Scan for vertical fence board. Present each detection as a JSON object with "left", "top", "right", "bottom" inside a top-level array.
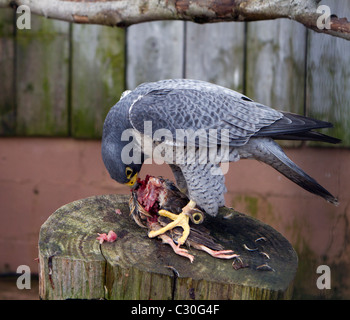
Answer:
[
  {"left": 16, "top": 15, "right": 70, "bottom": 136},
  {"left": 306, "top": 1, "right": 350, "bottom": 147},
  {"left": 0, "top": 8, "right": 15, "bottom": 135},
  {"left": 185, "top": 22, "right": 245, "bottom": 91},
  {"left": 246, "top": 19, "right": 306, "bottom": 114},
  {"left": 71, "top": 24, "right": 125, "bottom": 139},
  {"left": 126, "top": 21, "right": 184, "bottom": 89}
]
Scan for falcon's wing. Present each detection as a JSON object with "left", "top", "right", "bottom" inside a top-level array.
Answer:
[{"left": 128, "top": 87, "right": 283, "bottom": 147}]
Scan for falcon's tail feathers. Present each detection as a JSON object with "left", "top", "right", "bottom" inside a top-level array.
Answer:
[
  {"left": 272, "top": 131, "right": 341, "bottom": 144},
  {"left": 256, "top": 112, "right": 341, "bottom": 144},
  {"left": 260, "top": 139, "right": 339, "bottom": 206}
]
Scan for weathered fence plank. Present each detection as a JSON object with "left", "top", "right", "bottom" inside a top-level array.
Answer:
[
  {"left": 306, "top": 1, "right": 350, "bottom": 147},
  {"left": 246, "top": 19, "right": 306, "bottom": 114},
  {"left": 245, "top": 19, "right": 307, "bottom": 147},
  {"left": 0, "top": 8, "right": 15, "bottom": 135},
  {"left": 16, "top": 15, "right": 70, "bottom": 136},
  {"left": 0, "top": 7, "right": 348, "bottom": 144},
  {"left": 185, "top": 21, "right": 245, "bottom": 92},
  {"left": 71, "top": 24, "right": 125, "bottom": 138},
  {"left": 126, "top": 21, "right": 184, "bottom": 89}
]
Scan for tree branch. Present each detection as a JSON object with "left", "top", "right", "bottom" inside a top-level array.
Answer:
[{"left": 1, "top": 0, "right": 349, "bottom": 40}]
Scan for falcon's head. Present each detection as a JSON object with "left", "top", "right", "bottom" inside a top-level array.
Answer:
[{"left": 101, "top": 105, "right": 144, "bottom": 187}]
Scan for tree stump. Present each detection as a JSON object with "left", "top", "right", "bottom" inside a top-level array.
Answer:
[{"left": 38, "top": 194, "right": 298, "bottom": 300}]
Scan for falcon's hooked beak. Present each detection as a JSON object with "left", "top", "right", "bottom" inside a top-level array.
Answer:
[{"left": 125, "top": 173, "right": 138, "bottom": 187}]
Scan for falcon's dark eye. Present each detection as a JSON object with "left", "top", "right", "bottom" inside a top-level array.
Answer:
[{"left": 125, "top": 167, "right": 133, "bottom": 179}]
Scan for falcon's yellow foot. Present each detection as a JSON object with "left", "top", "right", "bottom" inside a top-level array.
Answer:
[{"left": 148, "top": 200, "right": 199, "bottom": 245}]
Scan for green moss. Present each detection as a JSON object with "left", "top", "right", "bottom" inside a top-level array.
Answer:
[
  {"left": 98, "top": 29, "right": 125, "bottom": 111},
  {"left": 231, "top": 194, "right": 274, "bottom": 222},
  {"left": 71, "top": 25, "right": 125, "bottom": 139},
  {"left": 72, "top": 108, "right": 96, "bottom": 139},
  {"left": 15, "top": 14, "right": 70, "bottom": 136},
  {"left": 244, "top": 196, "right": 259, "bottom": 217},
  {"left": 0, "top": 9, "right": 14, "bottom": 37},
  {"left": 24, "top": 83, "right": 34, "bottom": 93}
]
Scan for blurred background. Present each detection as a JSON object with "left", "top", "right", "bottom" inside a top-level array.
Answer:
[{"left": 0, "top": 1, "right": 349, "bottom": 299}]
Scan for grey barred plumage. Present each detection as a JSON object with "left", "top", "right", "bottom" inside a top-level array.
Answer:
[{"left": 102, "top": 79, "right": 340, "bottom": 218}]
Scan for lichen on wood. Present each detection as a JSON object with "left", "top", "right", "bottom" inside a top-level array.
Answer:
[{"left": 39, "top": 194, "right": 298, "bottom": 300}]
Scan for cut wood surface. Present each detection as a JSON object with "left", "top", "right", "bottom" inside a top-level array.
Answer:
[{"left": 39, "top": 194, "right": 298, "bottom": 300}]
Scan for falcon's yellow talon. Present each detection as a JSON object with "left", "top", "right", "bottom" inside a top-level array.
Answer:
[
  {"left": 158, "top": 209, "right": 180, "bottom": 221},
  {"left": 148, "top": 212, "right": 190, "bottom": 245},
  {"left": 176, "top": 221, "right": 190, "bottom": 245},
  {"left": 148, "top": 201, "right": 197, "bottom": 245}
]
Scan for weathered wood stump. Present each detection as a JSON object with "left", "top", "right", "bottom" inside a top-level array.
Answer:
[{"left": 38, "top": 194, "right": 298, "bottom": 300}]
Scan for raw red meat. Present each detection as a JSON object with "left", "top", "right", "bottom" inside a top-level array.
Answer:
[{"left": 135, "top": 175, "right": 163, "bottom": 214}]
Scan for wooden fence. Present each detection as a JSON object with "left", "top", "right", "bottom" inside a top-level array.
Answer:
[{"left": 0, "top": 1, "right": 349, "bottom": 144}]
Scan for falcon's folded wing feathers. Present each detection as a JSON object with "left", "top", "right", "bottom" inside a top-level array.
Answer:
[{"left": 128, "top": 84, "right": 283, "bottom": 148}]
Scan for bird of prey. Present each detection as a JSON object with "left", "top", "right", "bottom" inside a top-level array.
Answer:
[
  {"left": 102, "top": 79, "right": 340, "bottom": 246},
  {"left": 129, "top": 175, "right": 239, "bottom": 262}
]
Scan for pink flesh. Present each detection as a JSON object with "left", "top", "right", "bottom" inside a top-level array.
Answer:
[
  {"left": 96, "top": 230, "right": 117, "bottom": 244},
  {"left": 135, "top": 175, "right": 163, "bottom": 214}
]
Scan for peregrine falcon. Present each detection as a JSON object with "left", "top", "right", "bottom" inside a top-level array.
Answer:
[{"left": 102, "top": 79, "right": 340, "bottom": 245}]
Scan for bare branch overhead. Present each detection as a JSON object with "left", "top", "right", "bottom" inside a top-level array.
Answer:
[{"left": 1, "top": 0, "right": 349, "bottom": 40}]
